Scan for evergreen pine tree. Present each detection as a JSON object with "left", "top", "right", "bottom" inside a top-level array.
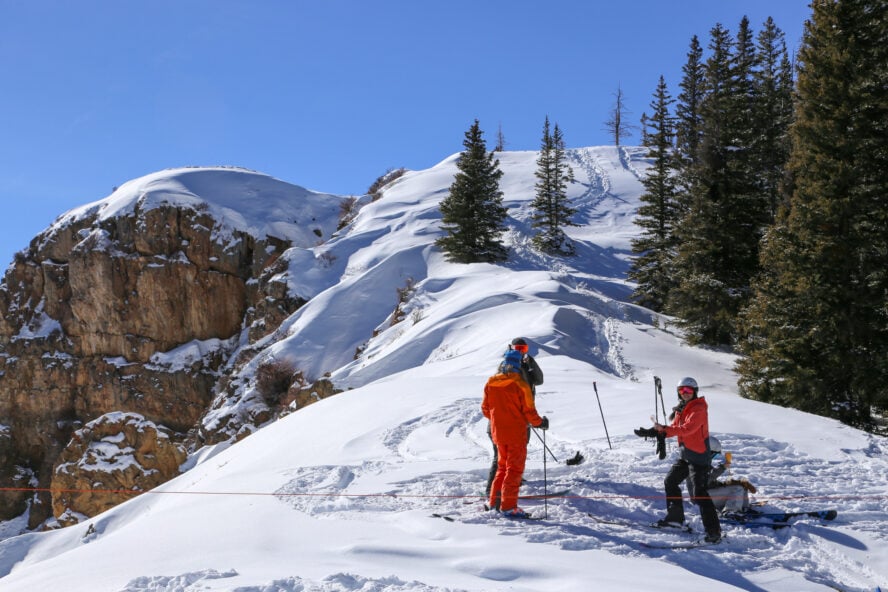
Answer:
[
  {"left": 737, "top": 0, "right": 888, "bottom": 430},
  {"left": 667, "top": 23, "right": 744, "bottom": 345},
  {"left": 531, "top": 116, "right": 577, "bottom": 254},
  {"left": 436, "top": 119, "right": 508, "bottom": 263},
  {"left": 629, "top": 76, "right": 680, "bottom": 312},
  {"left": 667, "top": 20, "right": 777, "bottom": 346},
  {"left": 674, "top": 35, "right": 705, "bottom": 195},
  {"left": 752, "top": 17, "right": 795, "bottom": 217}
]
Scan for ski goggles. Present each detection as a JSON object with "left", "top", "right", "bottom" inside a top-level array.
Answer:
[
  {"left": 678, "top": 386, "right": 696, "bottom": 396},
  {"left": 512, "top": 343, "right": 528, "bottom": 353}
]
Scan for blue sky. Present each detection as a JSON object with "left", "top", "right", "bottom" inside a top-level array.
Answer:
[{"left": 0, "top": 1, "right": 810, "bottom": 268}]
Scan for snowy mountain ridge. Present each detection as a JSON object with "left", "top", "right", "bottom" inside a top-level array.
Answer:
[{"left": 0, "top": 146, "right": 886, "bottom": 591}]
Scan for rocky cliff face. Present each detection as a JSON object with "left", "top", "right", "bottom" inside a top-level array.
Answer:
[{"left": 0, "top": 167, "right": 348, "bottom": 528}]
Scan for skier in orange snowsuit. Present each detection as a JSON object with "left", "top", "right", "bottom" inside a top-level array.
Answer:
[{"left": 481, "top": 349, "right": 548, "bottom": 516}]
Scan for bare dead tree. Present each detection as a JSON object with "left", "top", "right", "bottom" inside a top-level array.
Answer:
[
  {"left": 494, "top": 122, "right": 507, "bottom": 152},
  {"left": 603, "top": 83, "right": 637, "bottom": 146}
]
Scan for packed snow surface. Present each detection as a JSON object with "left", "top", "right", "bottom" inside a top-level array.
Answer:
[{"left": 0, "top": 147, "right": 885, "bottom": 591}]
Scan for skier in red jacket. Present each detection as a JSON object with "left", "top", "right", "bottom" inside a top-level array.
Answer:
[
  {"left": 481, "top": 349, "right": 548, "bottom": 517},
  {"left": 653, "top": 376, "right": 722, "bottom": 543}
]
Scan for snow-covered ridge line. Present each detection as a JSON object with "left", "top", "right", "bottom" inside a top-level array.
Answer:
[{"left": 49, "top": 166, "right": 345, "bottom": 248}]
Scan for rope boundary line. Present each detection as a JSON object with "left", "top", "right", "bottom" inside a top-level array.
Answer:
[{"left": 1, "top": 487, "right": 881, "bottom": 503}]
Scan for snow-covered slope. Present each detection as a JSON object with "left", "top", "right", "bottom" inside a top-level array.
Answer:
[
  {"left": 0, "top": 147, "right": 886, "bottom": 592},
  {"left": 54, "top": 166, "right": 346, "bottom": 249}
]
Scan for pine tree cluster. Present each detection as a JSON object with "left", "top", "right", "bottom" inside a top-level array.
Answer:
[
  {"left": 737, "top": 0, "right": 888, "bottom": 431},
  {"left": 437, "top": 117, "right": 577, "bottom": 263},
  {"left": 631, "top": 16, "right": 794, "bottom": 345},
  {"left": 531, "top": 116, "right": 577, "bottom": 255},
  {"left": 630, "top": 1, "right": 888, "bottom": 431}
]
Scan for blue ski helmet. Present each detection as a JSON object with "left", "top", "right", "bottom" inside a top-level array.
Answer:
[{"left": 500, "top": 349, "right": 523, "bottom": 373}]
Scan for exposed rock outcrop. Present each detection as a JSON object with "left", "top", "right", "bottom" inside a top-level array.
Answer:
[
  {"left": 0, "top": 167, "right": 348, "bottom": 528},
  {"left": 51, "top": 412, "right": 187, "bottom": 526}
]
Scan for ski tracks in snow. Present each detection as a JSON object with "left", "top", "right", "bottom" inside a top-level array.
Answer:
[{"left": 271, "top": 399, "right": 888, "bottom": 592}]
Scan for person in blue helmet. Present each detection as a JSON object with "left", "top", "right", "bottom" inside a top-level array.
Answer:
[
  {"left": 484, "top": 338, "right": 544, "bottom": 498},
  {"left": 482, "top": 348, "right": 548, "bottom": 517}
]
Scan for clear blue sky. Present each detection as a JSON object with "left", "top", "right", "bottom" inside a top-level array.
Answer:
[{"left": 0, "top": 1, "right": 810, "bottom": 269}]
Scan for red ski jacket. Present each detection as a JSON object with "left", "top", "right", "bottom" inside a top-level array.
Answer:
[
  {"left": 665, "top": 396, "right": 710, "bottom": 457},
  {"left": 481, "top": 371, "right": 543, "bottom": 445}
]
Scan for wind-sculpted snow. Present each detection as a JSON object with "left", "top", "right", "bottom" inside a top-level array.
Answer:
[
  {"left": 1, "top": 361, "right": 886, "bottom": 590},
  {"left": 2, "top": 148, "right": 886, "bottom": 591},
  {"left": 263, "top": 386, "right": 888, "bottom": 592},
  {"left": 54, "top": 167, "right": 345, "bottom": 249},
  {"left": 120, "top": 570, "right": 456, "bottom": 592},
  {"left": 250, "top": 147, "right": 654, "bottom": 390}
]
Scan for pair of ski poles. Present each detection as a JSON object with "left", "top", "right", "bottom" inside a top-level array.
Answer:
[{"left": 529, "top": 381, "right": 612, "bottom": 517}]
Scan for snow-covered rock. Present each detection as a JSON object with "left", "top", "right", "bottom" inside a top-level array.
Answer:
[{"left": 0, "top": 167, "right": 349, "bottom": 527}]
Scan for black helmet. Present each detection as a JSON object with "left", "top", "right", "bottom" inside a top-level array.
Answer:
[{"left": 510, "top": 337, "right": 528, "bottom": 353}]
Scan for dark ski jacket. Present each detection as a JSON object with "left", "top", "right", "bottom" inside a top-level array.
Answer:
[{"left": 520, "top": 354, "right": 543, "bottom": 396}]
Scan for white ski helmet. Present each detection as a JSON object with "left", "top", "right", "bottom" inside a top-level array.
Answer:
[
  {"left": 709, "top": 436, "right": 722, "bottom": 454},
  {"left": 677, "top": 376, "right": 698, "bottom": 394}
]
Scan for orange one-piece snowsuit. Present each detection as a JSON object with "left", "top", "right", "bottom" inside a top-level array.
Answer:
[{"left": 481, "top": 369, "right": 544, "bottom": 511}]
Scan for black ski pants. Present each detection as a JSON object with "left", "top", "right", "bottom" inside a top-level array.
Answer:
[{"left": 664, "top": 458, "right": 721, "bottom": 536}]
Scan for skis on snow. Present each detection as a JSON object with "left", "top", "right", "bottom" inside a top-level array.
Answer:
[
  {"left": 639, "top": 538, "right": 721, "bottom": 550},
  {"left": 722, "top": 508, "right": 837, "bottom": 529},
  {"left": 431, "top": 510, "right": 543, "bottom": 522},
  {"left": 586, "top": 513, "right": 715, "bottom": 549},
  {"left": 586, "top": 513, "right": 694, "bottom": 533}
]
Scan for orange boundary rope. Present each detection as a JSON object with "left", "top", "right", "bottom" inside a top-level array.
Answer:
[{"left": 1, "top": 487, "right": 882, "bottom": 502}]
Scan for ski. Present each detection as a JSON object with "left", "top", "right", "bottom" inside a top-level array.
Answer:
[
  {"left": 647, "top": 520, "right": 695, "bottom": 534},
  {"left": 640, "top": 538, "right": 718, "bottom": 550},
  {"left": 586, "top": 514, "right": 635, "bottom": 527},
  {"left": 749, "top": 509, "right": 837, "bottom": 522},
  {"left": 500, "top": 512, "right": 543, "bottom": 521},
  {"left": 431, "top": 510, "right": 543, "bottom": 522},
  {"left": 722, "top": 508, "right": 837, "bottom": 529},
  {"left": 462, "top": 489, "right": 570, "bottom": 506},
  {"left": 586, "top": 513, "right": 694, "bottom": 534},
  {"left": 721, "top": 517, "right": 792, "bottom": 529}
]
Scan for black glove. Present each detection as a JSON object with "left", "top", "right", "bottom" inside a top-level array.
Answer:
[
  {"left": 656, "top": 432, "right": 667, "bottom": 459},
  {"left": 634, "top": 426, "right": 657, "bottom": 438},
  {"left": 635, "top": 427, "right": 667, "bottom": 459},
  {"left": 538, "top": 416, "right": 549, "bottom": 430}
]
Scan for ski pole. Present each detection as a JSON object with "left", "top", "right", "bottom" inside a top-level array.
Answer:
[
  {"left": 654, "top": 376, "right": 659, "bottom": 423},
  {"left": 542, "top": 427, "right": 548, "bottom": 519},
  {"left": 531, "top": 428, "right": 585, "bottom": 466},
  {"left": 654, "top": 376, "right": 667, "bottom": 423},
  {"left": 531, "top": 427, "right": 559, "bottom": 462},
  {"left": 593, "top": 381, "right": 612, "bottom": 449},
  {"left": 654, "top": 376, "right": 666, "bottom": 423}
]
